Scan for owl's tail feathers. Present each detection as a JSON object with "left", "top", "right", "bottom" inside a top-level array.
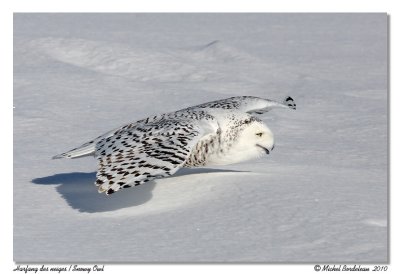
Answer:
[
  {"left": 52, "top": 128, "right": 118, "bottom": 159},
  {"left": 52, "top": 142, "right": 96, "bottom": 159},
  {"left": 283, "top": 96, "right": 296, "bottom": 110}
]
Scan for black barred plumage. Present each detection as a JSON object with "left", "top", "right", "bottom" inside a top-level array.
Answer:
[{"left": 53, "top": 96, "right": 296, "bottom": 195}]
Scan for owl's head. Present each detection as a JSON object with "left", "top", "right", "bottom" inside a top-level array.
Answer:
[
  {"left": 208, "top": 117, "right": 274, "bottom": 166},
  {"left": 236, "top": 118, "right": 274, "bottom": 157}
]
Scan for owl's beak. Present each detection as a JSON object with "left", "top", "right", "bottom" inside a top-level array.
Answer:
[{"left": 256, "top": 144, "right": 271, "bottom": 154}]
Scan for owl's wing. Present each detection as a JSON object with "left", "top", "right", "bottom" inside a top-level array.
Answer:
[
  {"left": 94, "top": 116, "right": 218, "bottom": 195},
  {"left": 190, "top": 96, "right": 296, "bottom": 115},
  {"left": 246, "top": 96, "right": 296, "bottom": 115}
]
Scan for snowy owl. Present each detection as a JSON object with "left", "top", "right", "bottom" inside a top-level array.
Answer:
[{"left": 53, "top": 96, "right": 296, "bottom": 195}]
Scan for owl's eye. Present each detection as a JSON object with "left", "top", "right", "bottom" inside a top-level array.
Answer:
[{"left": 256, "top": 132, "right": 263, "bottom": 137}]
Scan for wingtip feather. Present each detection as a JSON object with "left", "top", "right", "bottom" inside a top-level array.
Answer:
[{"left": 284, "top": 96, "right": 296, "bottom": 110}]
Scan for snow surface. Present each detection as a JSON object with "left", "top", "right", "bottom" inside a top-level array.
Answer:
[{"left": 13, "top": 13, "right": 388, "bottom": 262}]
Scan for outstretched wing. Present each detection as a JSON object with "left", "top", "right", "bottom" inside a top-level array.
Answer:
[
  {"left": 247, "top": 96, "right": 296, "bottom": 115},
  {"left": 189, "top": 96, "right": 296, "bottom": 115},
  {"left": 95, "top": 116, "right": 218, "bottom": 195}
]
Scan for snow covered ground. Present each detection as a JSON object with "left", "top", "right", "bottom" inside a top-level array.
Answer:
[{"left": 13, "top": 13, "right": 388, "bottom": 262}]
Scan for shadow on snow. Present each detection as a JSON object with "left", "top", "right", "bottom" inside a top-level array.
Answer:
[{"left": 32, "top": 168, "right": 245, "bottom": 213}]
